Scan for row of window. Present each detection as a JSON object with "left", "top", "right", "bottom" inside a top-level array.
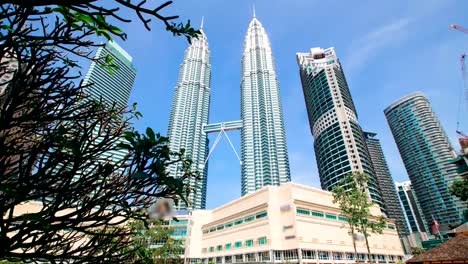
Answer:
[
  {"left": 205, "top": 237, "right": 268, "bottom": 253},
  {"left": 296, "top": 208, "right": 395, "bottom": 229},
  {"left": 197, "top": 249, "right": 404, "bottom": 263},
  {"left": 202, "top": 211, "right": 267, "bottom": 234}
]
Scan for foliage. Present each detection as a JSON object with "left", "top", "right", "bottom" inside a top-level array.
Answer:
[
  {"left": 450, "top": 177, "right": 468, "bottom": 202},
  {"left": 125, "top": 219, "right": 185, "bottom": 264},
  {"left": 0, "top": 0, "right": 200, "bottom": 72},
  {"left": 332, "top": 172, "right": 387, "bottom": 264},
  {"left": 411, "top": 247, "right": 426, "bottom": 256}
]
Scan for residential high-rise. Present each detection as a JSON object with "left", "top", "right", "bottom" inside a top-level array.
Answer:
[
  {"left": 385, "top": 92, "right": 462, "bottom": 229},
  {"left": 83, "top": 41, "right": 137, "bottom": 109},
  {"left": 240, "top": 14, "right": 290, "bottom": 195},
  {"left": 364, "top": 132, "right": 409, "bottom": 235},
  {"left": 396, "top": 181, "right": 429, "bottom": 233},
  {"left": 296, "top": 47, "right": 383, "bottom": 207},
  {"left": 167, "top": 28, "right": 211, "bottom": 210}
]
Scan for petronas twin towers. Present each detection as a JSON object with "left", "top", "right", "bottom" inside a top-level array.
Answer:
[{"left": 167, "top": 14, "right": 290, "bottom": 209}]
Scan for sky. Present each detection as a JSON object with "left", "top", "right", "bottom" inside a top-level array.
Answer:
[{"left": 84, "top": 0, "right": 468, "bottom": 209}]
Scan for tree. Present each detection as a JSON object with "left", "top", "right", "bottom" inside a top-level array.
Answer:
[
  {"left": 124, "top": 219, "right": 184, "bottom": 264},
  {"left": 411, "top": 247, "right": 426, "bottom": 256},
  {"left": 332, "top": 172, "right": 387, "bottom": 264},
  {"left": 450, "top": 177, "right": 468, "bottom": 202},
  {"left": 0, "top": 0, "right": 201, "bottom": 262},
  {"left": 0, "top": 44, "right": 198, "bottom": 262}
]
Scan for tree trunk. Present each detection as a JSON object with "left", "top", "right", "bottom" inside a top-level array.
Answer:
[
  {"left": 364, "top": 231, "right": 372, "bottom": 264},
  {"left": 350, "top": 225, "right": 358, "bottom": 264}
]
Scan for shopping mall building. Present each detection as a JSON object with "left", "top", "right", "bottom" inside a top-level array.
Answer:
[{"left": 183, "top": 182, "right": 405, "bottom": 264}]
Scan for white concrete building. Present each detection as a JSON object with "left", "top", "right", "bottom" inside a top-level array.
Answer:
[{"left": 185, "top": 183, "right": 405, "bottom": 264}]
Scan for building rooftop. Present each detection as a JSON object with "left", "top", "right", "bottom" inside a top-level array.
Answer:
[
  {"left": 407, "top": 234, "right": 468, "bottom": 263},
  {"left": 384, "top": 91, "right": 427, "bottom": 115}
]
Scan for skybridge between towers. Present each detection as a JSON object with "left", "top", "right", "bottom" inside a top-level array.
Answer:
[{"left": 201, "top": 120, "right": 243, "bottom": 169}]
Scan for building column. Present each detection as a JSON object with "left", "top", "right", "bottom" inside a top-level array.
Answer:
[{"left": 298, "top": 248, "right": 303, "bottom": 264}]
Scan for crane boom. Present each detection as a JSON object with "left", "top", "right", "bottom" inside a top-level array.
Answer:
[{"left": 450, "top": 24, "right": 468, "bottom": 34}]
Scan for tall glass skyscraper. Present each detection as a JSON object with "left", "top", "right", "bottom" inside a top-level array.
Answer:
[
  {"left": 167, "top": 29, "right": 211, "bottom": 210},
  {"left": 240, "top": 14, "right": 290, "bottom": 195},
  {"left": 82, "top": 41, "right": 137, "bottom": 166},
  {"left": 296, "top": 47, "right": 383, "bottom": 207},
  {"left": 83, "top": 41, "right": 137, "bottom": 109},
  {"left": 385, "top": 92, "right": 462, "bottom": 228},
  {"left": 364, "top": 132, "right": 409, "bottom": 235},
  {"left": 396, "top": 181, "right": 429, "bottom": 233}
]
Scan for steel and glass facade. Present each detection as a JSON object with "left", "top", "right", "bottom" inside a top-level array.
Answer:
[
  {"left": 83, "top": 41, "right": 137, "bottom": 109},
  {"left": 167, "top": 29, "right": 211, "bottom": 210},
  {"left": 395, "top": 181, "right": 429, "bottom": 233},
  {"left": 385, "top": 92, "right": 462, "bottom": 228},
  {"left": 240, "top": 16, "right": 290, "bottom": 195},
  {"left": 82, "top": 41, "right": 137, "bottom": 166},
  {"left": 296, "top": 47, "right": 383, "bottom": 207},
  {"left": 364, "top": 132, "right": 409, "bottom": 235}
]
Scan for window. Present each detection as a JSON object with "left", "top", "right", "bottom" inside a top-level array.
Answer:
[
  {"left": 333, "top": 252, "right": 343, "bottom": 260},
  {"left": 319, "top": 251, "right": 329, "bottom": 260},
  {"left": 326, "top": 214, "right": 337, "bottom": 220},
  {"left": 296, "top": 208, "right": 310, "bottom": 215},
  {"left": 258, "top": 237, "right": 267, "bottom": 245},
  {"left": 225, "top": 222, "right": 233, "bottom": 228},
  {"left": 235, "top": 255, "right": 243, "bottom": 263},
  {"left": 234, "top": 219, "right": 243, "bottom": 225},
  {"left": 347, "top": 253, "right": 355, "bottom": 260},
  {"left": 258, "top": 251, "right": 270, "bottom": 261},
  {"left": 338, "top": 216, "right": 348, "bottom": 221},
  {"left": 209, "top": 247, "right": 214, "bottom": 252},
  {"left": 217, "top": 245, "right": 222, "bottom": 251},
  {"left": 245, "top": 239, "right": 254, "bottom": 247},
  {"left": 388, "top": 224, "right": 395, "bottom": 230},
  {"left": 283, "top": 250, "right": 298, "bottom": 260},
  {"left": 274, "top": 251, "right": 282, "bottom": 261},
  {"left": 256, "top": 211, "right": 267, "bottom": 219},
  {"left": 216, "top": 225, "right": 224, "bottom": 231},
  {"left": 244, "top": 216, "right": 254, "bottom": 222},
  {"left": 225, "top": 243, "right": 231, "bottom": 250},
  {"left": 235, "top": 241, "right": 242, "bottom": 248},
  {"left": 311, "top": 211, "right": 324, "bottom": 217},
  {"left": 225, "top": 256, "right": 232, "bottom": 263},
  {"left": 302, "top": 250, "right": 316, "bottom": 260}
]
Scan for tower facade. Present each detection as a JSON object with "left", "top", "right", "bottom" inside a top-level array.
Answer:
[
  {"left": 240, "top": 15, "right": 291, "bottom": 195},
  {"left": 385, "top": 92, "right": 462, "bottom": 228},
  {"left": 396, "top": 181, "right": 429, "bottom": 233},
  {"left": 296, "top": 47, "right": 383, "bottom": 207},
  {"left": 167, "top": 29, "right": 211, "bottom": 210},
  {"left": 83, "top": 41, "right": 137, "bottom": 109},
  {"left": 82, "top": 41, "right": 137, "bottom": 166},
  {"left": 364, "top": 132, "right": 409, "bottom": 235}
]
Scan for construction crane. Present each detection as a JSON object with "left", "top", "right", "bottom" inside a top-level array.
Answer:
[
  {"left": 450, "top": 24, "right": 468, "bottom": 34},
  {"left": 450, "top": 24, "right": 468, "bottom": 153}
]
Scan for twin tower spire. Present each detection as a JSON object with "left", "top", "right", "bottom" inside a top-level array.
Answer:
[{"left": 167, "top": 13, "right": 290, "bottom": 210}]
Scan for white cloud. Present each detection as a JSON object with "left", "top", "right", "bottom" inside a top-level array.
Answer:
[{"left": 343, "top": 18, "right": 410, "bottom": 76}]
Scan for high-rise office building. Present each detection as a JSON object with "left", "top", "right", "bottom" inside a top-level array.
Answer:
[
  {"left": 83, "top": 41, "right": 137, "bottom": 109},
  {"left": 396, "top": 181, "right": 429, "bottom": 233},
  {"left": 240, "top": 14, "right": 290, "bottom": 195},
  {"left": 82, "top": 41, "right": 137, "bottom": 166},
  {"left": 364, "top": 132, "right": 409, "bottom": 235},
  {"left": 385, "top": 92, "right": 462, "bottom": 228},
  {"left": 167, "top": 28, "right": 211, "bottom": 210},
  {"left": 296, "top": 47, "right": 383, "bottom": 207}
]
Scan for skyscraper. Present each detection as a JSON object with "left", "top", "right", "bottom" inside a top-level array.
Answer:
[
  {"left": 396, "top": 181, "right": 429, "bottom": 233},
  {"left": 385, "top": 92, "right": 462, "bottom": 229},
  {"left": 167, "top": 28, "right": 211, "bottom": 210},
  {"left": 240, "top": 14, "right": 290, "bottom": 195},
  {"left": 364, "top": 132, "right": 409, "bottom": 235},
  {"left": 83, "top": 41, "right": 137, "bottom": 109},
  {"left": 82, "top": 41, "right": 137, "bottom": 166},
  {"left": 296, "top": 47, "right": 383, "bottom": 207}
]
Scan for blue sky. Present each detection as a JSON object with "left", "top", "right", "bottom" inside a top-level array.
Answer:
[{"left": 88, "top": 0, "right": 468, "bottom": 209}]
